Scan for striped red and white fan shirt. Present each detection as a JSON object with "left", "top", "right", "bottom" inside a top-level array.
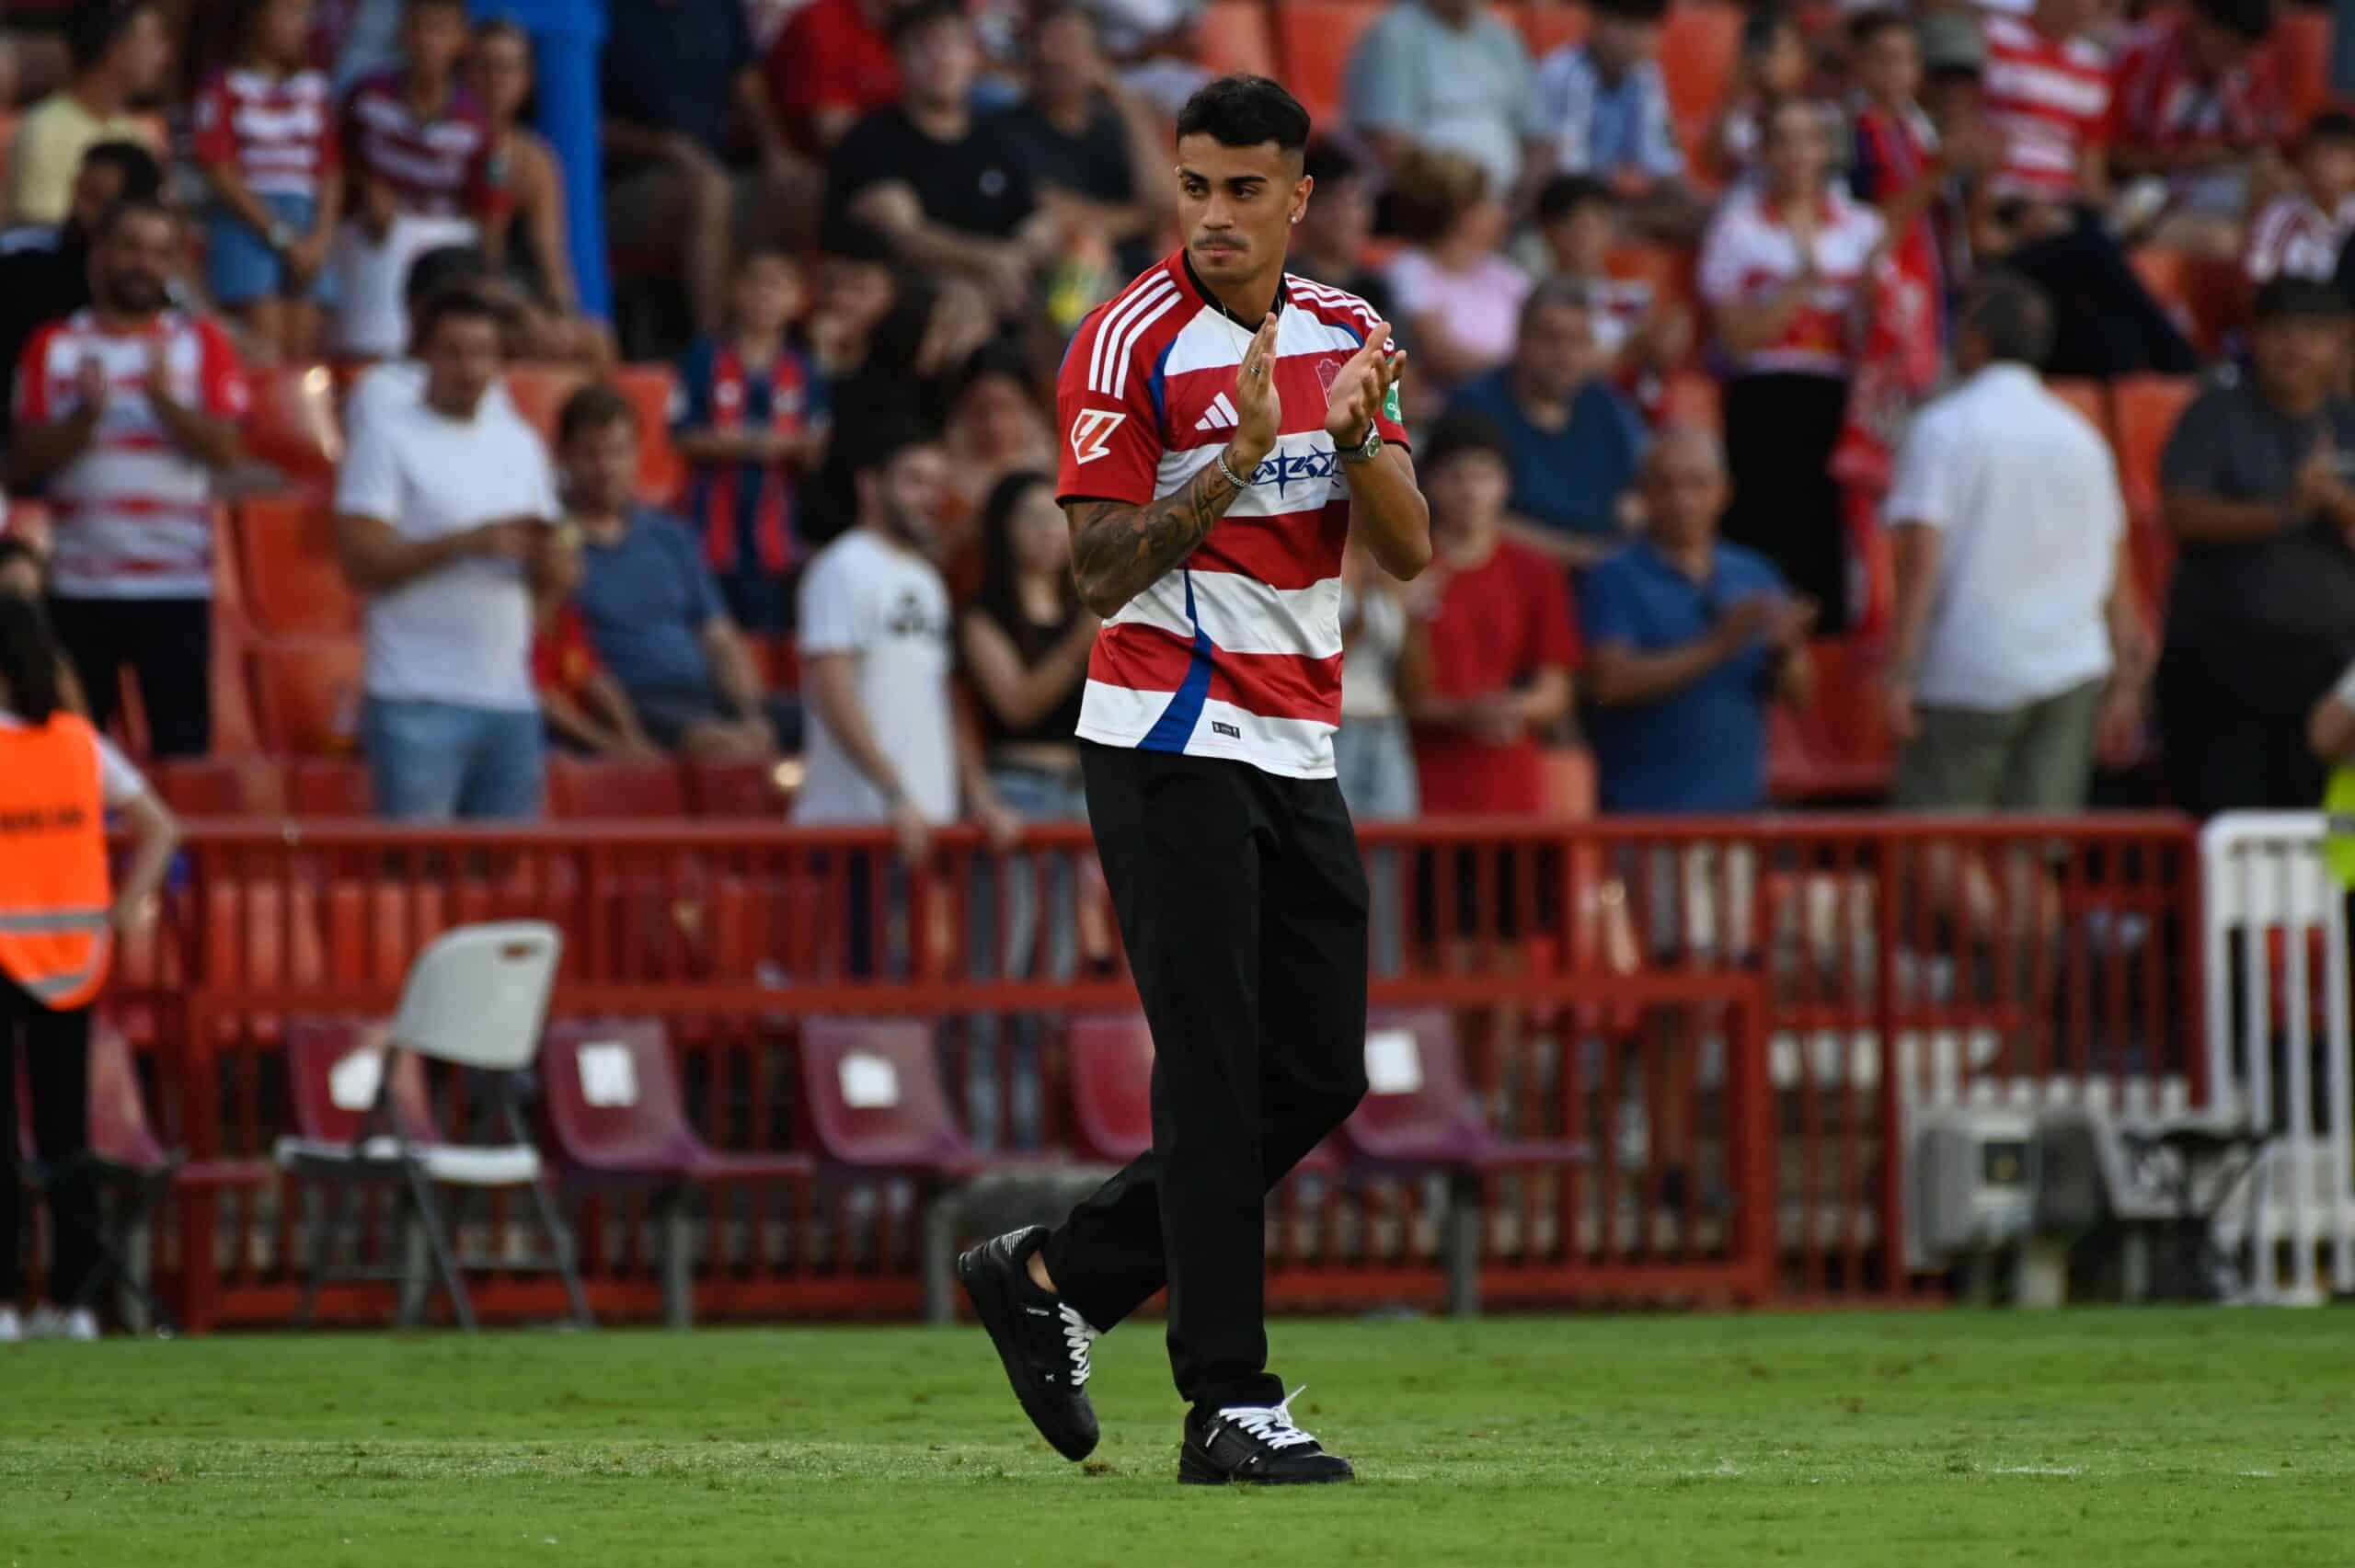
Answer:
[
  {"left": 2245, "top": 190, "right": 2355, "bottom": 284},
  {"left": 1982, "top": 15, "right": 2112, "bottom": 202},
  {"left": 1696, "top": 182, "right": 1887, "bottom": 378},
  {"left": 190, "top": 66, "right": 340, "bottom": 200},
  {"left": 12, "top": 310, "right": 250, "bottom": 600},
  {"left": 1054, "top": 254, "right": 1410, "bottom": 780}
]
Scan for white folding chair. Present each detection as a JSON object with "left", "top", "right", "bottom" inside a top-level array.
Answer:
[{"left": 273, "top": 921, "right": 594, "bottom": 1331}]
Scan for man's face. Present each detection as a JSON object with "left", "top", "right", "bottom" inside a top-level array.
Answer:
[
  {"left": 1516, "top": 301, "right": 1601, "bottom": 401},
  {"left": 403, "top": 1, "right": 470, "bottom": 80},
  {"left": 564, "top": 418, "right": 638, "bottom": 514},
  {"left": 109, "top": 6, "right": 169, "bottom": 97},
  {"left": 732, "top": 254, "right": 805, "bottom": 335},
  {"left": 1427, "top": 450, "right": 1510, "bottom": 542},
  {"left": 1857, "top": 26, "right": 1921, "bottom": 104},
  {"left": 869, "top": 445, "right": 949, "bottom": 549},
  {"left": 2252, "top": 316, "right": 2349, "bottom": 406},
  {"left": 1761, "top": 100, "right": 1827, "bottom": 195},
  {"left": 91, "top": 211, "right": 176, "bottom": 316},
  {"left": 1590, "top": 15, "right": 1660, "bottom": 77},
  {"left": 1542, "top": 200, "right": 1614, "bottom": 276},
  {"left": 1642, "top": 437, "right": 1729, "bottom": 548},
  {"left": 900, "top": 17, "right": 979, "bottom": 109},
  {"left": 2303, "top": 140, "right": 2355, "bottom": 207},
  {"left": 1176, "top": 133, "right": 1307, "bottom": 289},
  {"left": 66, "top": 164, "right": 127, "bottom": 240},
  {"left": 1032, "top": 10, "right": 1103, "bottom": 87},
  {"left": 420, "top": 312, "right": 503, "bottom": 416}
]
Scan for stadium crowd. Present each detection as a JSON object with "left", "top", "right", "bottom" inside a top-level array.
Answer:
[{"left": 0, "top": 0, "right": 2349, "bottom": 837}]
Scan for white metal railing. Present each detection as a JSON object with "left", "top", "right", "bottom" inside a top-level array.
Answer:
[{"left": 2200, "top": 812, "right": 2355, "bottom": 1302}]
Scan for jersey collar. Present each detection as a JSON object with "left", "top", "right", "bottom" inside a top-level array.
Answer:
[{"left": 1176, "top": 249, "right": 1289, "bottom": 331}]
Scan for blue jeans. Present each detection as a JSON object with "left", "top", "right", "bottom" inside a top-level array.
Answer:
[
  {"left": 362, "top": 697, "right": 545, "bottom": 821},
  {"left": 963, "top": 763, "right": 1089, "bottom": 1150},
  {"left": 1333, "top": 715, "right": 1418, "bottom": 977},
  {"left": 205, "top": 193, "right": 336, "bottom": 306}
]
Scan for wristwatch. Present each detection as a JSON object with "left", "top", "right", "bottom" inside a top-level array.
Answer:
[
  {"left": 265, "top": 218, "right": 296, "bottom": 252},
  {"left": 1337, "top": 426, "right": 1384, "bottom": 466}
]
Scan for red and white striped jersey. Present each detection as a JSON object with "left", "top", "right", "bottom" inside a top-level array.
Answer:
[
  {"left": 12, "top": 311, "right": 249, "bottom": 600},
  {"left": 1697, "top": 182, "right": 1887, "bottom": 378},
  {"left": 340, "top": 72, "right": 505, "bottom": 219},
  {"left": 2245, "top": 190, "right": 2355, "bottom": 283},
  {"left": 1054, "top": 254, "right": 1410, "bottom": 779},
  {"left": 190, "top": 66, "right": 340, "bottom": 200},
  {"left": 1982, "top": 15, "right": 2111, "bottom": 202}
]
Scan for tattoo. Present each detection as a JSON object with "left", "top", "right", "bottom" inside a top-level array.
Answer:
[{"left": 1066, "top": 455, "right": 1246, "bottom": 615}]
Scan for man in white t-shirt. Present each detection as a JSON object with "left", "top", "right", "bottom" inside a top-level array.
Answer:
[
  {"left": 1883, "top": 272, "right": 2151, "bottom": 811},
  {"left": 332, "top": 286, "right": 570, "bottom": 819},
  {"left": 794, "top": 419, "right": 1013, "bottom": 966}
]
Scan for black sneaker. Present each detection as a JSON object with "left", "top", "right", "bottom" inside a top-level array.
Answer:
[
  {"left": 1178, "top": 1387, "right": 1354, "bottom": 1485},
  {"left": 956, "top": 1226, "right": 1101, "bottom": 1461}
]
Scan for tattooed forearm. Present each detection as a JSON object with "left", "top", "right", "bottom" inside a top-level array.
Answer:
[{"left": 1065, "top": 454, "right": 1248, "bottom": 617}]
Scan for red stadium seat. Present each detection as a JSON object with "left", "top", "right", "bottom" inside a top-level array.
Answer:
[
  {"left": 152, "top": 756, "right": 288, "bottom": 817},
  {"left": 245, "top": 362, "right": 345, "bottom": 484},
  {"left": 2269, "top": 7, "right": 2333, "bottom": 132},
  {"left": 1516, "top": 0, "right": 1590, "bottom": 59},
  {"left": 684, "top": 756, "right": 792, "bottom": 818},
  {"left": 610, "top": 362, "right": 685, "bottom": 505},
  {"left": 1660, "top": 3, "right": 1742, "bottom": 166},
  {"left": 504, "top": 363, "right": 590, "bottom": 445},
  {"left": 2046, "top": 378, "right": 2109, "bottom": 441},
  {"left": 2112, "top": 374, "right": 2198, "bottom": 617},
  {"left": 1276, "top": 0, "right": 1384, "bottom": 127},
  {"left": 287, "top": 758, "right": 373, "bottom": 816},
  {"left": 207, "top": 608, "right": 264, "bottom": 756},
  {"left": 798, "top": 1017, "right": 980, "bottom": 1177},
  {"left": 1199, "top": 0, "right": 1279, "bottom": 79},
  {"left": 248, "top": 635, "right": 365, "bottom": 754},
  {"left": 545, "top": 757, "right": 688, "bottom": 818},
  {"left": 1766, "top": 636, "right": 1895, "bottom": 802},
  {"left": 1066, "top": 1013, "right": 1155, "bottom": 1165},
  {"left": 236, "top": 494, "right": 360, "bottom": 635}
]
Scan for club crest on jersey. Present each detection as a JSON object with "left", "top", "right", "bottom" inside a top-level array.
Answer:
[
  {"left": 1069, "top": 408, "right": 1126, "bottom": 465},
  {"left": 1314, "top": 355, "right": 1344, "bottom": 397}
]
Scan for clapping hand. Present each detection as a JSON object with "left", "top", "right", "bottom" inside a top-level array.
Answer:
[{"left": 1323, "top": 321, "right": 1407, "bottom": 447}]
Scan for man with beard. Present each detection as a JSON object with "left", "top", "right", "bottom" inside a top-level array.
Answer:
[
  {"left": 0, "top": 140, "right": 165, "bottom": 441},
  {"left": 9, "top": 196, "right": 247, "bottom": 758}
]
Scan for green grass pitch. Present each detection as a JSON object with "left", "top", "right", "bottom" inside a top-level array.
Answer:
[{"left": 3, "top": 1309, "right": 2351, "bottom": 1566}]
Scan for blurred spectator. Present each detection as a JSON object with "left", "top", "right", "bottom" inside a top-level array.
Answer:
[
  {"left": 1702, "top": 7, "right": 1812, "bottom": 186},
  {"left": 333, "top": 287, "right": 566, "bottom": 819},
  {"left": 0, "top": 142, "right": 164, "bottom": 441},
  {"left": 1580, "top": 426, "right": 1815, "bottom": 814},
  {"left": 1399, "top": 410, "right": 1580, "bottom": 816},
  {"left": 1849, "top": 10, "right": 1986, "bottom": 339},
  {"left": 673, "top": 248, "right": 829, "bottom": 636},
  {"left": 1535, "top": 0, "right": 1703, "bottom": 239},
  {"left": 1096, "top": 0, "right": 1211, "bottom": 118},
  {"left": 997, "top": 4, "right": 1164, "bottom": 290},
  {"left": 9, "top": 198, "right": 247, "bottom": 759},
  {"left": 1883, "top": 273, "right": 2146, "bottom": 812},
  {"left": 1447, "top": 280, "right": 1646, "bottom": 563},
  {"left": 2108, "top": 0, "right": 2286, "bottom": 256},
  {"left": 800, "top": 241, "right": 964, "bottom": 543},
  {"left": 1973, "top": 0, "right": 2200, "bottom": 377},
  {"left": 1524, "top": 175, "right": 1691, "bottom": 393},
  {"left": 1382, "top": 151, "right": 1529, "bottom": 395},
  {"left": 0, "top": 536, "right": 88, "bottom": 716},
  {"left": 340, "top": 243, "right": 521, "bottom": 434},
  {"left": 556, "top": 385, "right": 779, "bottom": 760},
  {"left": 2252, "top": 111, "right": 2355, "bottom": 285},
  {"left": 942, "top": 341, "right": 1055, "bottom": 532},
  {"left": 2157, "top": 279, "right": 2355, "bottom": 817},
  {"left": 766, "top": 0, "right": 907, "bottom": 155},
  {"left": 1699, "top": 96, "right": 1884, "bottom": 629},
  {"left": 470, "top": 19, "right": 610, "bottom": 370},
  {"left": 1344, "top": 0, "right": 1550, "bottom": 200},
  {"left": 602, "top": 0, "right": 812, "bottom": 339},
  {"left": 1292, "top": 143, "right": 1398, "bottom": 330},
  {"left": 533, "top": 598, "right": 658, "bottom": 758},
  {"left": 796, "top": 418, "right": 1015, "bottom": 910},
  {"left": 5, "top": 2, "right": 167, "bottom": 227},
  {"left": 826, "top": 2, "right": 1049, "bottom": 320},
  {"left": 1337, "top": 538, "right": 1418, "bottom": 974},
  {"left": 332, "top": 0, "right": 510, "bottom": 358},
  {"left": 191, "top": 0, "right": 341, "bottom": 363}
]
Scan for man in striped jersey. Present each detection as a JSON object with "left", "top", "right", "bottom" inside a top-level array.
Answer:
[{"left": 959, "top": 74, "right": 1430, "bottom": 1486}]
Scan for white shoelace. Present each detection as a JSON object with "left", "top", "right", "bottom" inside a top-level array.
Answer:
[
  {"left": 1058, "top": 1302, "right": 1099, "bottom": 1388},
  {"left": 1216, "top": 1385, "right": 1316, "bottom": 1450}
]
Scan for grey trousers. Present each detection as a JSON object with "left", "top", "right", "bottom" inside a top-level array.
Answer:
[{"left": 1891, "top": 678, "right": 2106, "bottom": 811}]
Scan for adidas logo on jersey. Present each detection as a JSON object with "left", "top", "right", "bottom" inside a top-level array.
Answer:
[{"left": 1193, "top": 394, "right": 1240, "bottom": 432}]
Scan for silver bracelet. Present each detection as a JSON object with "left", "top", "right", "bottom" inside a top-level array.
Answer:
[{"left": 1214, "top": 447, "right": 1251, "bottom": 491}]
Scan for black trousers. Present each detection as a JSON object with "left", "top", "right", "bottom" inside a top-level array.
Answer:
[
  {"left": 0, "top": 973, "right": 98, "bottom": 1306},
  {"left": 1722, "top": 372, "right": 1851, "bottom": 631},
  {"left": 1043, "top": 742, "right": 1369, "bottom": 1411},
  {"left": 2006, "top": 213, "right": 2201, "bottom": 381},
  {"left": 47, "top": 595, "right": 211, "bottom": 758},
  {"left": 2156, "top": 644, "right": 2337, "bottom": 818}
]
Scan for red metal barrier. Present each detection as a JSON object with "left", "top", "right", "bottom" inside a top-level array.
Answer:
[{"left": 98, "top": 812, "right": 2199, "bottom": 1330}]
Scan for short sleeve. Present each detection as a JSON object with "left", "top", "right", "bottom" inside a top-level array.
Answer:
[
  {"left": 1054, "top": 295, "right": 1166, "bottom": 506},
  {"left": 1882, "top": 409, "right": 1956, "bottom": 530},
  {"left": 523, "top": 433, "right": 560, "bottom": 519},
  {"left": 6, "top": 108, "right": 75, "bottom": 225},
  {"left": 1344, "top": 15, "right": 1418, "bottom": 134},
  {"left": 335, "top": 418, "right": 404, "bottom": 520},
  {"left": 2157, "top": 389, "right": 2232, "bottom": 493},
  {"left": 12, "top": 326, "right": 54, "bottom": 425},
  {"left": 195, "top": 319, "right": 251, "bottom": 420},
  {"left": 191, "top": 76, "right": 237, "bottom": 166},
  {"left": 797, "top": 548, "right": 867, "bottom": 656},
  {"left": 92, "top": 733, "right": 150, "bottom": 809}
]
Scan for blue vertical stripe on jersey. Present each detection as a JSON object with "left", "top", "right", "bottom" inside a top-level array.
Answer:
[{"left": 1138, "top": 568, "right": 1215, "bottom": 752}]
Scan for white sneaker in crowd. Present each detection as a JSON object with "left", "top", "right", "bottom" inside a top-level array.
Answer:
[
  {"left": 61, "top": 1306, "right": 99, "bottom": 1342},
  {"left": 0, "top": 1305, "right": 21, "bottom": 1344},
  {"left": 24, "top": 1305, "right": 97, "bottom": 1340}
]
